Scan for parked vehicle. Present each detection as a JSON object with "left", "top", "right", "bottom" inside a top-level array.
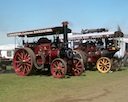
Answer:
[
  {"left": 68, "top": 31, "right": 123, "bottom": 73},
  {"left": 81, "top": 28, "right": 108, "bottom": 34},
  {"left": 7, "top": 22, "right": 84, "bottom": 78},
  {"left": 0, "top": 45, "right": 14, "bottom": 72}
]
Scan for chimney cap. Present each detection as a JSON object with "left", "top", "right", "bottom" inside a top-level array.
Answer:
[{"left": 62, "top": 21, "right": 68, "bottom": 26}]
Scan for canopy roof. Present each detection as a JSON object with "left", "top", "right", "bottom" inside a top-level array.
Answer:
[
  {"left": 7, "top": 26, "right": 72, "bottom": 37},
  {"left": 67, "top": 31, "right": 123, "bottom": 41}
]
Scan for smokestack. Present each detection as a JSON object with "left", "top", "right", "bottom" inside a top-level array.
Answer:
[{"left": 62, "top": 21, "right": 68, "bottom": 48}]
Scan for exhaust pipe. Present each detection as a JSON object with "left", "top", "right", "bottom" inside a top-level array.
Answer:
[{"left": 62, "top": 21, "right": 68, "bottom": 48}]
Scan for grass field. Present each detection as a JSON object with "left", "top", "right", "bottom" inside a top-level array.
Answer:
[{"left": 0, "top": 66, "right": 128, "bottom": 102}]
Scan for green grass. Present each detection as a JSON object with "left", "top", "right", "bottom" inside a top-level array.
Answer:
[{"left": 0, "top": 66, "right": 128, "bottom": 102}]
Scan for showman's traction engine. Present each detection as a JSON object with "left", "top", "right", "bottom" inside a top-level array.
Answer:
[{"left": 7, "top": 22, "right": 84, "bottom": 78}]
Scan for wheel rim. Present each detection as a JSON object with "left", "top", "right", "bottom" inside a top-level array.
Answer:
[
  {"left": 13, "top": 48, "right": 34, "bottom": 76},
  {"left": 73, "top": 50, "right": 86, "bottom": 66},
  {"left": 96, "top": 57, "right": 111, "bottom": 73},
  {"left": 70, "top": 57, "right": 84, "bottom": 76},
  {"left": 73, "top": 50, "right": 86, "bottom": 61},
  {"left": 73, "top": 50, "right": 82, "bottom": 58},
  {"left": 50, "top": 58, "right": 67, "bottom": 78},
  {"left": 123, "top": 53, "right": 128, "bottom": 67},
  {"left": 111, "top": 57, "right": 121, "bottom": 71}
]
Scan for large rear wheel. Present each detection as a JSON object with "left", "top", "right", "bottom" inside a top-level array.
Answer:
[
  {"left": 111, "top": 57, "right": 122, "bottom": 71},
  {"left": 73, "top": 50, "right": 86, "bottom": 63},
  {"left": 96, "top": 57, "right": 111, "bottom": 73},
  {"left": 123, "top": 53, "right": 128, "bottom": 67},
  {"left": 13, "top": 48, "right": 35, "bottom": 76},
  {"left": 50, "top": 58, "right": 67, "bottom": 78},
  {"left": 73, "top": 50, "right": 86, "bottom": 70}
]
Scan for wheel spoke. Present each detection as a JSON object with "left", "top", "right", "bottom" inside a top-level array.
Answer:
[
  {"left": 100, "top": 66, "right": 104, "bottom": 70},
  {"left": 25, "top": 62, "right": 31, "bottom": 67},
  {"left": 100, "top": 59, "right": 103, "bottom": 63},
  {"left": 26, "top": 66, "right": 30, "bottom": 73},
  {"left": 24, "top": 52, "right": 29, "bottom": 60},
  {"left": 17, "top": 53, "right": 23, "bottom": 60},
  {"left": 104, "top": 66, "right": 109, "bottom": 70},
  {"left": 15, "top": 61, "right": 20, "bottom": 64},
  {"left": 74, "top": 60, "right": 80, "bottom": 67},
  {"left": 105, "top": 62, "right": 110, "bottom": 65},
  {"left": 104, "top": 59, "right": 107, "bottom": 63},
  {"left": 53, "top": 63, "right": 58, "bottom": 68},
  {"left": 60, "top": 68, "right": 65, "bottom": 73},
  {"left": 15, "top": 65, "right": 22, "bottom": 72},
  {"left": 22, "top": 50, "right": 26, "bottom": 59},
  {"left": 57, "top": 70, "right": 63, "bottom": 76},
  {"left": 21, "top": 52, "right": 24, "bottom": 60},
  {"left": 77, "top": 65, "right": 82, "bottom": 69},
  {"left": 22, "top": 64, "right": 26, "bottom": 74},
  {"left": 17, "top": 63, "right": 22, "bottom": 68},
  {"left": 74, "top": 62, "right": 82, "bottom": 70}
]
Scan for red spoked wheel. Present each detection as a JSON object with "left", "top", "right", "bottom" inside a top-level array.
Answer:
[
  {"left": 13, "top": 48, "right": 35, "bottom": 76},
  {"left": 70, "top": 57, "right": 84, "bottom": 76},
  {"left": 50, "top": 58, "right": 67, "bottom": 78}
]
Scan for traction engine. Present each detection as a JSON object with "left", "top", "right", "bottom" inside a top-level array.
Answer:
[
  {"left": 73, "top": 31, "right": 123, "bottom": 73},
  {"left": 7, "top": 22, "right": 84, "bottom": 78}
]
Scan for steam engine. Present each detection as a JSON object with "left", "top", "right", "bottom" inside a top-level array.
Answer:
[
  {"left": 10, "top": 22, "right": 84, "bottom": 78},
  {"left": 75, "top": 31, "right": 123, "bottom": 72}
]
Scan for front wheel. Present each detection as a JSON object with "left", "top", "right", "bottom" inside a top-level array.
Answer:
[
  {"left": 96, "top": 57, "right": 111, "bottom": 73},
  {"left": 50, "top": 58, "right": 67, "bottom": 78},
  {"left": 69, "top": 57, "right": 84, "bottom": 76}
]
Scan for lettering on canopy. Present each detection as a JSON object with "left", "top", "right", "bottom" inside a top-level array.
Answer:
[{"left": 7, "top": 28, "right": 53, "bottom": 37}]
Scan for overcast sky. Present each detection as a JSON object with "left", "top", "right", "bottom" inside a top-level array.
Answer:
[{"left": 0, "top": 0, "right": 128, "bottom": 44}]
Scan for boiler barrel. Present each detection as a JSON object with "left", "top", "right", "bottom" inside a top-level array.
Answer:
[
  {"left": 101, "top": 50, "right": 117, "bottom": 58},
  {"left": 51, "top": 49, "right": 60, "bottom": 60}
]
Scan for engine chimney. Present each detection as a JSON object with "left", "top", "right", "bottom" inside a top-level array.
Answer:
[{"left": 62, "top": 21, "right": 68, "bottom": 48}]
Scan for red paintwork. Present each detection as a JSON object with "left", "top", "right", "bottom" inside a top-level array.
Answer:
[
  {"left": 34, "top": 44, "right": 51, "bottom": 64},
  {"left": 34, "top": 43, "right": 60, "bottom": 64},
  {"left": 84, "top": 46, "right": 101, "bottom": 63},
  {"left": 51, "top": 49, "right": 59, "bottom": 60},
  {"left": 76, "top": 45, "right": 101, "bottom": 64}
]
